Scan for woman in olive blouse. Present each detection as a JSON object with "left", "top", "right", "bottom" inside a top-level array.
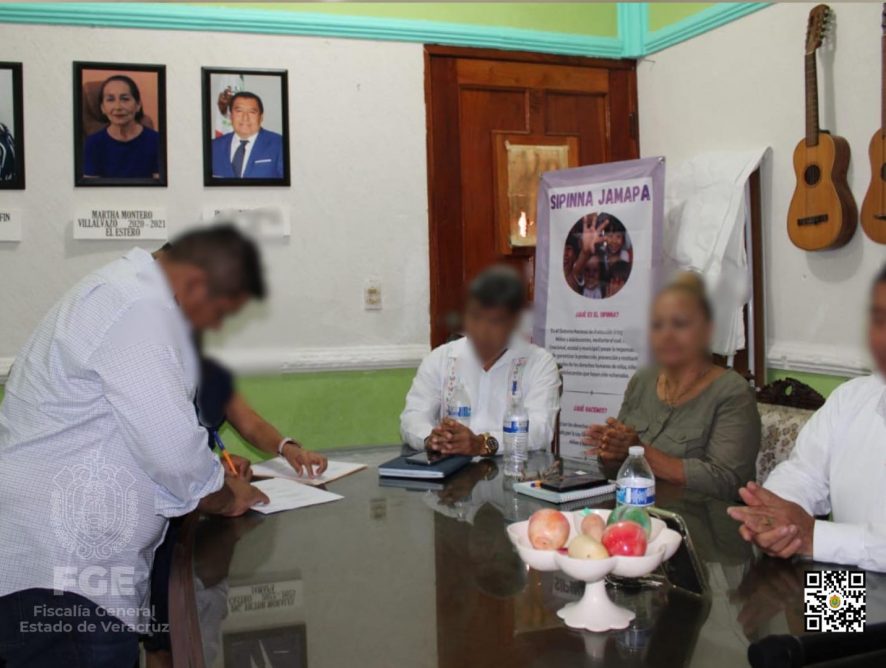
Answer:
[{"left": 583, "top": 274, "right": 761, "bottom": 501}]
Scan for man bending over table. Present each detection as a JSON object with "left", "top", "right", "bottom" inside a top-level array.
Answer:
[
  {"left": 400, "top": 265, "right": 560, "bottom": 456},
  {"left": 728, "top": 263, "right": 886, "bottom": 571},
  {"left": 0, "top": 225, "right": 271, "bottom": 667}
]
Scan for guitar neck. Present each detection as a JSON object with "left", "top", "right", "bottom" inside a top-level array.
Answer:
[
  {"left": 882, "top": 33, "right": 886, "bottom": 132},
  {"left": 805, "top": 52, "right": 820, "bottom": 146}
]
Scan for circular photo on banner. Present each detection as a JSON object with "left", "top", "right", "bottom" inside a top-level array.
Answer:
[{"left": 563, "top": 212, "right": 633, "bottom": 299}]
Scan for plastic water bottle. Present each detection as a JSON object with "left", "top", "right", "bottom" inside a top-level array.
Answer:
[
  {"left": 502, "top": 393, "right": 529, "bottom": 478},
  {"left": 446, "top": 382, "right": 472, "bottom": 426},
  {"left": 615, "top": 446, "right": 655, "bottom": 507}
]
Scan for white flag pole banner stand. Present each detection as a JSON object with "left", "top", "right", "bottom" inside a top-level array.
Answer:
[{"left": 533, "top": 157, "right": 665, "bottom": 460}]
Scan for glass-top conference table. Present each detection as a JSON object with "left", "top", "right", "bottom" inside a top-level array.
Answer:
[{"left": 175, "top": 446, "right": 886, "bottom": 668}]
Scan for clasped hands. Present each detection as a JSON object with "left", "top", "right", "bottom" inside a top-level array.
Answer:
[
  {"left": 582, "top": 418, "right": 638, "bottom": 464},
  {"left": 728, "top": 482, "right": 815, "bottom": 560},
  {"left": 426, "top": 418, "right": 483, "bottom": 455}
]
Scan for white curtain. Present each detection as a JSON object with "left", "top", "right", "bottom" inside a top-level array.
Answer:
[{"left": 663, "top": 149, "right": 769, "bottom": 358}]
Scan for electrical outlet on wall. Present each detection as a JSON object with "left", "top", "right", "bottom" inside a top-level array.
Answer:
[{"left": 364, "top": 279, "right": 382, "bottom": 311}]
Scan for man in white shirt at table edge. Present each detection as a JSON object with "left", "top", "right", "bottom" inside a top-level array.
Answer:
[
  {"left": 0, "top": 225, "right": 271, "bottom": 668},
  {"left": 400, "top": 265, "right": 561, "bottom": 457},
  {"left": 728, "top": 263, "right": 886, "bottom": 572}
]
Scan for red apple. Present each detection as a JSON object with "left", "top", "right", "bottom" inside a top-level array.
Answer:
[
  {"left": 527, "top": 509, "right": 570, "bottom": 550},
  {"left": 601, "top": 521, "right": 647, "bottom": 557},
  {"left": 607, "top": 505, "right": 652, "bottom": 538}
]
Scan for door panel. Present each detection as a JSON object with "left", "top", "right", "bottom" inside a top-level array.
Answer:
[
  {"left": 426, "top": 46, "right": 639, "bottom": 346},
  {"left": 456, "top": 58, "right": 610, "bottom": 92},
  {"left": 459, "top": 88, "right": 528, "bottom": 282},
  {"left": 544, "top": 92, "right": 610, "bottom": 164}
]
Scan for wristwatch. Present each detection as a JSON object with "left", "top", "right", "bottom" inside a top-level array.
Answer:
[{"left": 479, "top": 433, "right": 499, "bottom": 457}]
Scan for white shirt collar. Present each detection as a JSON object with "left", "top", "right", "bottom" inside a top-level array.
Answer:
[
  {"left": 456, "top": 335, "right": 526, "bottom": 372},
  {"left": 874, "top": 372, "right": 886, "bottom": 419},
  {"left": 125, "top": 247, "right": 176, "bottom": 309},
  {"left": 233, "top": 131, "right": 258, "bottom": 145},
  {"left": 124, "top": 246, "right": 153, "bottom": 265}
]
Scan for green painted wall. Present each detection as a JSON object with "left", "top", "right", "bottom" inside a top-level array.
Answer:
[
  {"left": 219, "top": 368, "right": 416, "bottom": 460},
  {"left": 648, "top": 3, "right": 715, "bottom": 32},
  {"left": 213, "top": 2, "right": 742, "bottom": 38},
  {"left": 212, "top": 2, "right": 619, "bottom": 37},
  {"left": 0, "top": 2, "right": 769, "bottom": 59},
  {"left": 0, "top": 363, "right": 854, "bottom": 463},
  {"left": 765, "top": 369, "right": 849, "bottom": 399},
  {"left": 222, "top": 366, "right": 851, "bottom": 461},
  {"left": 0, "top": 368, "right": 416, "bottom": 461}
]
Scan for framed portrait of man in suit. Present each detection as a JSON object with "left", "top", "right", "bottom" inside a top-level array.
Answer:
[{"left": 202, "top": 67, "right": 290, "bottom": 187}]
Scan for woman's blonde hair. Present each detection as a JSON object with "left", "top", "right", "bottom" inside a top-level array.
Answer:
[{"left": 661, "top": 271, "right": 712, "bottom": 321}]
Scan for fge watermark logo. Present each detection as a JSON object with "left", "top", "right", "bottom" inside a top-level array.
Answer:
[
  {"left": 804, "top": 570, "right": 866, "bottom": 632},
  {"left": 50, "top": 451, "right": 138, "bottom": 559},
  {"left": 53, "top": 566, "right": 137, "bottom": 597}
]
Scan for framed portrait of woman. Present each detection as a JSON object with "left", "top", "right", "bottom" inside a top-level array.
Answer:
[
  {"left": 201, "top": 67, "right": 290, "bottom": 187},
  {"left": 0, "top": 62, "right": 25, "bottom": 190},
  {"left": 73, "top": 61, "right": 167, "bottom": 187}
]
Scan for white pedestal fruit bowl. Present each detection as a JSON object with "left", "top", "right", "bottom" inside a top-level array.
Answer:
[{"left": 506, "top": 509, "right": 682, "bottom": 633}]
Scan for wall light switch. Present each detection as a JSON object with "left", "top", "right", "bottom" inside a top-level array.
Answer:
[{"left": 364, "top": 279, "right": 382, "bottom": 311}]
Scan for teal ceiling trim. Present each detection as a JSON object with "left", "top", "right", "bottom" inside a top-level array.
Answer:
[
  {"left": 617, "top": 3, "right": 647, "bottom": 59},
  {"left": 644, "top": 3, "right": 768, "bottom": 55},
  {"left": 0, "top": 2, "right": 769, "bottom": 59},
  {"left": 0, "top": 2, "right": 625, "bottom": 59}
]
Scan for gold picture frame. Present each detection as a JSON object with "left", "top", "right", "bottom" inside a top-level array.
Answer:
[{"left": 494, "top": 134, "right": 579, "bottom": 255}]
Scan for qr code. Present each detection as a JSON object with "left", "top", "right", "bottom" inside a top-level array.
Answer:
[{"left": 804, "top": 570, "right": 866, "bottom": 632}]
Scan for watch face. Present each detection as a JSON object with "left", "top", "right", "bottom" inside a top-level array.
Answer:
[{"left": 487, "top": 436, "right": 499, "bottom": 453}]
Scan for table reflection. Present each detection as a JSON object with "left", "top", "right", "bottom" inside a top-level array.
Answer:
[{"left": 182, "top": 446, "right": 885, "bottom": 668}]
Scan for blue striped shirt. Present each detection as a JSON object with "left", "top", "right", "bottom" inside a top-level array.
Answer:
[{"left": 0, "top": 248, "right": 224, "bottom": 629}]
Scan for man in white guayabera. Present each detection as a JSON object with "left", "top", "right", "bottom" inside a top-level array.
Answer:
[
  {"left": 728, "top": 263, "right": 886, "bottom": 572},
  {"left": 0, "top": 225, "right": 270, "bottom": 667},
  {"left": 400, "top": 265, "right": 561, "bottom": 457}
]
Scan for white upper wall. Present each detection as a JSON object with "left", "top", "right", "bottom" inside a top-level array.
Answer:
[
  {"left": 0, "top": 25, "right": 430, "bottom": 371},
  {"left": 638, "top": 2, "right": 882, "bottom": 376},
  {"left": 4, "top": 7, "right": 882, "bottom": 379}
]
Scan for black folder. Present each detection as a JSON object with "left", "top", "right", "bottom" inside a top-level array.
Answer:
[{"left": 377, "top": 454, "right": 472, "bottom": 480}]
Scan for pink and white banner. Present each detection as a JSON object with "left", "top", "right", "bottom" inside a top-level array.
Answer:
[{"left": 533, "top": 157, "right": 665, "bottom": 459}]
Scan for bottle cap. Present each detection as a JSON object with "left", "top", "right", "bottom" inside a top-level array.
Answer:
[{"left": 628, "top": 445, "right": 644, "bottom": 457}]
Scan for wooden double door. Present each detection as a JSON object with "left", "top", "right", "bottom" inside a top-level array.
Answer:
[{"left": 425, "top": 45, "right": 639, "bottom": 346}]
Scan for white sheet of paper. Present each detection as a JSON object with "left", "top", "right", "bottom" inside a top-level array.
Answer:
[
  {"left": 250, "top": 478, "right": 343, "bottom": 514},
  {"left": 251, "top": 458, "right": 367, "bottom": 487}
]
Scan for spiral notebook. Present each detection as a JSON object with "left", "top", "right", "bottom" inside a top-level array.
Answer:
[{"left": 514, "top": 480, "right": 616, "bottom": 505}]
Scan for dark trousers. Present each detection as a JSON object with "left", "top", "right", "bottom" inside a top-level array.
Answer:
[
  {"left": 0, "top": 588, "right": 138, "bottom": 668},
  {"left": 141, "top": 516, "right": 181, "bottom": 653}
]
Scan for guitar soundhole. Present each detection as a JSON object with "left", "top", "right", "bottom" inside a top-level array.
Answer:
[
  {"left": 881, "top": 163, "right": 886, "bottom": 181},
  {"left": 804, "top": 164, "right": 821, "bottom": 186}
]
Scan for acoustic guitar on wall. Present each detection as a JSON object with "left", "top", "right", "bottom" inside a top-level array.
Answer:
[
  {"left": 861, "top": 3, "right": 886, "bottom": 244},
  {"left": 787, "top": 4, "right": 858, "bottom": 251}
]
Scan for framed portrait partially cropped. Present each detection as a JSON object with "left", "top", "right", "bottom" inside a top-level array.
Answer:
[
  {"left": 0, "top": 62, "right": 25, "bottom": 190},
  {"left": 73, "top": 61, "right": 167, "bottom": 187},
  {"left": 202, "top": 67, "right": 290, "bottom": 187}
]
